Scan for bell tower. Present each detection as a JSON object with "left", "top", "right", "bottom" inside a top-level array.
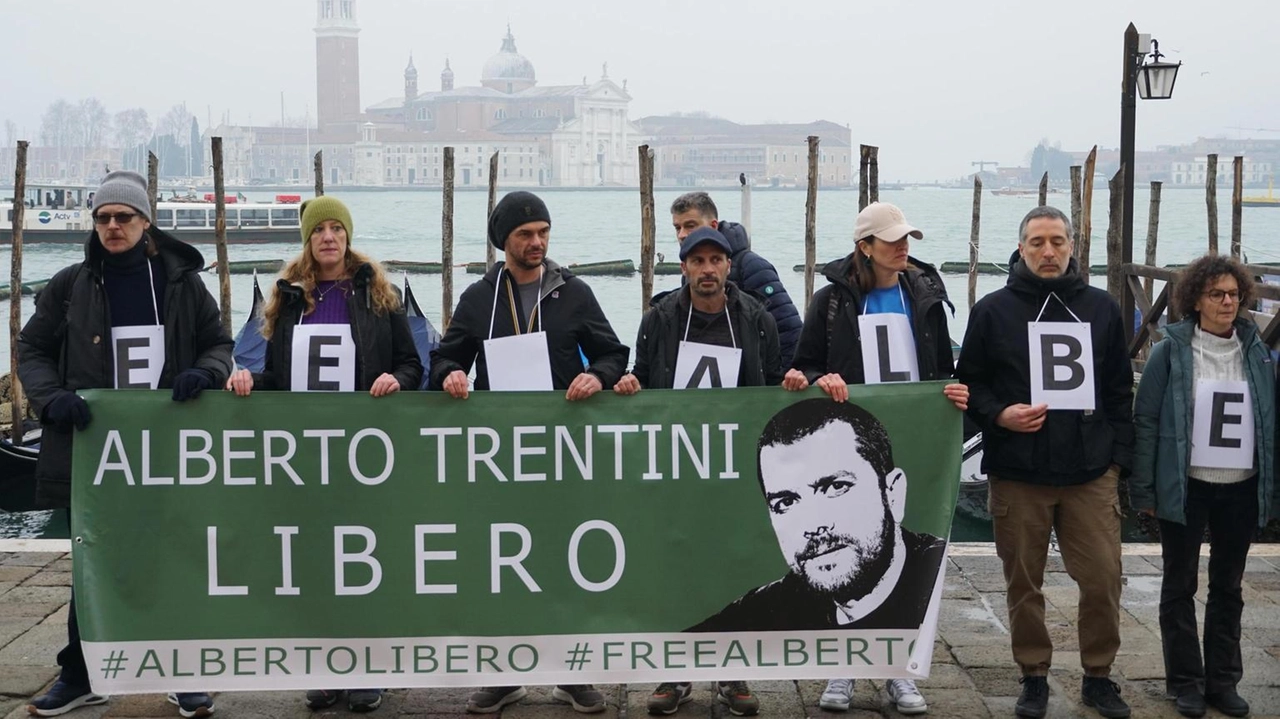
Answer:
[{"left": 315, "top": 0, "right": 361, "bottom": 135}]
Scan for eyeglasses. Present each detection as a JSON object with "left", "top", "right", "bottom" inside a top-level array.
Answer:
[
  {"left": 93, "top": 212, "right": 138, "bottom": 226},
  {"left": 1203, "top": 289, "right": 1240, "bottom": 304}
]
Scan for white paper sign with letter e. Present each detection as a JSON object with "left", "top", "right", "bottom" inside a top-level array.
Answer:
[
  {"left": 1028, "top": 322, "right": 1094, "bottom": 410},
  {"left": 1191, "top": 379, "right": 1254, "bottom": 469},
  {"left": 858, "top": 314, "right": 919, "bottom": 384},
  {"left": 484, "top": 331, "right": 554, "bottom": 391},
  {"left": 291, "top": 324, "right": 356, "bottom": 392},
  {"left": 673, "top": 341, "right": 742, "bottom": 389},
  {"left": 112, "top": 325, "right": 165, "bottom": 389}
]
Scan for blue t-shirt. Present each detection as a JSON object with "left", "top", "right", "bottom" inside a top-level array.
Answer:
[{"left": 863, "top": 284, "right": 913, "bottom": 323}]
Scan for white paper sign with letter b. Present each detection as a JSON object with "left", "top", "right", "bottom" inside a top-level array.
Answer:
[
  {"left": 1191, "top": 379, "right": 1254, "bottom": 469},
  {"left": 1028, "top": 322, "right": 1095, "bottom": 410},
  {"left": 673, "top": 341, "right": 742, "bottom": 389},
  {"left": 112, "top": 325, "right": 165, "bottom": 389},
  {"left": 858, "top": 314, "right": 919, "bottom": 384},
  {"left": 291, "top": 325, "right": 356, "bottom": 392}
]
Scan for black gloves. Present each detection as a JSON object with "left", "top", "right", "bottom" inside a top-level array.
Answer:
[
  {"left": 171, "top": 368, "right": 216, "bottom": 402},
  {"left": 44, "top": 391, "right": 91, "bottom": 431}
]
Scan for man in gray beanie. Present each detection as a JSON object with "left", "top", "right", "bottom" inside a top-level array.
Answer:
[
  {"left": 486, "top": 190, "right": 550, "bottom": 251},
  {"left": 18, "top": 169, "right": 230, "bottom": 718}
]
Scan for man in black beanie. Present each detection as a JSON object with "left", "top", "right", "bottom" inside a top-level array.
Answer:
[
  {"left": 18, "top": 170, "right": 232, "bottom": 718},
  {"left": 428, "top": 190, "right": 627, "bottom": 715}
]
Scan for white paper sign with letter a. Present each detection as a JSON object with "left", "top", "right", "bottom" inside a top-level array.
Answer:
[
  {"left": 858, "top": 314, "right": 919, "bottom": 384},
  {"left": 112, "top": 325, "right": 165, "bottom": 389},
  {"left": 1028, "top": 322, "right": 1095, "bottom": 410},
  {"left": 291, "top": 324, "right": 356, "bottom": 392},
  {"left": 673, "top": 341, "right": 742, "bottom": 389},
  {"left": 1191, "top": 379, "right": 1254, "bottom": 469}
]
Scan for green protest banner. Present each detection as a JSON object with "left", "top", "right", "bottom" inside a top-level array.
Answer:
[{"left": 72, "top": 383, "right": 960, "bottom": 692}]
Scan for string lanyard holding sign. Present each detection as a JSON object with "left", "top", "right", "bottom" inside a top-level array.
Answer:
[
  {"left": 484, "top": 266, "right": 553, "bottom": 391},
  {"left": 673, "top": 298, "right": 742, "bottom": 389},
  {"left": 858, "top": 282, "right": 919, "bottom": 384},
  {"left": 110, "top": 258, "right": 165, "bottom": 389},
  {"left": 1027, "top": 291, "right": 1095, "bottom": 410},
  {"left": 1190, "top": 331, "right": 1254, "bottom": 469}
]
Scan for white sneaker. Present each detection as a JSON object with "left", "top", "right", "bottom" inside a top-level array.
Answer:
[
  {"left": 886, "top": 679, "right": 927, "bottom": 715},
  {"left": 819, "top": 678, "right": 853, "bottom": 711}
]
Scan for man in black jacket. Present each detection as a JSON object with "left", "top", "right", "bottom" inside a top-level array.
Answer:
[
  {"left": 617, "top": 226, "right": 782, "bottom": 393},
  {"left": 956, "top": 206, "right": 1133, "bottom": 719},
  {"left": 616, "top": 226, "right": 779, "bottom": 717},
  {"left": 429, "top": 191, "right": 628, "bottom": 401},
  {"left": 17, "top": 170, "right": 230, "bottom": 718},
  {"left": 670, "top": 192, "right": 802, "bottom": 368},
  {"left": 429, "top": 191, "right": 625, "bottom": 716}
]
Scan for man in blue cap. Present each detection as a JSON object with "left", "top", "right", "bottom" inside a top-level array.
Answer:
[{"left": 615, "top": 226, "right": 783, "bottom": 716}]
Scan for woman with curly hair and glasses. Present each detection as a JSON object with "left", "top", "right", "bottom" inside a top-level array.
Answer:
[
  {"left": 1131, "top": 254, "right": 1276, "bottom": 718},
  {"left": 225, "top": 196, "right": 422, "bottom": 712}
]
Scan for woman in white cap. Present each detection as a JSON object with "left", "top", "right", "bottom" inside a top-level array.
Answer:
[{"left": 783, "top": 202, "right": 968, "bottom": 715}]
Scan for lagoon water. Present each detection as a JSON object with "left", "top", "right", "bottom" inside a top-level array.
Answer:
[{"left": 2, "top": 186, "right": 1278, "bottom": 539}]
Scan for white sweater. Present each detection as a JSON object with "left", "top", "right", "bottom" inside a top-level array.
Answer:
[{"left": 1189, "top": 325, "right": 1254, "bottom": 484}]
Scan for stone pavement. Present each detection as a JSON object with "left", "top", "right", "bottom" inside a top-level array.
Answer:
[{"left": 1, "top": 541, "right": 1278, "bottom": 719}]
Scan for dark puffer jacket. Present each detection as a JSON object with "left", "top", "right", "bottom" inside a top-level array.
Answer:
[
  {"left": 252, "top": 262, "right": 423, "bottom": 391},
  {"left": 956, "top": 254, "right": 1134, "bottom": 486},
  {"left": 791, "top": 253, "right": 957, "bottom": 384},
  {"left": 428, "top": 260, "right": 629, "bottom": 391},
  {"left": 716, "top": 221, "right": 803, "bottom": 368},
  {"left": 17, "top": 228, "right": 233, "bottom": 508},
  {"left": 630, "top": 283, "right": 782, "bottom": 389}
]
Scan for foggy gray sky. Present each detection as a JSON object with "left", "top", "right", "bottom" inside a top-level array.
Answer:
[{"left": 3, "top": 0, "right": 1277, "bottom": 182}]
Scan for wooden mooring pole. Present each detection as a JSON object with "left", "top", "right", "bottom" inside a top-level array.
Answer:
[
  {"left": 1207, "top": 153, "right": 1219, "bottom": 254},
  {"left": 147, "top": 151, "right": 159, "bottom": 222},
  {"left": 1143, "top": 181, "right": 1163, "bottom": 301},
  {"left": 1080, "top": 146, "right": 1098, "bottom": 278},
  {"left": 1105, "top": 168, "right": 1124, "bottom": 301},
  {"left": 1069, "top": 166, "right": 1083, "bottom": 248},
  {"left": 9, "top": 141, "right": 28, "bottom": 442},
  {"left": 487, "top": 152, "right": 499, "bottom": 270},
  {"left": 1038, "top": 171, "right": 1049, "bottom": 206},
  {"left": 442, "top": 147, "right": 455, "bottom": 330},
  {"left": 868, "top": 145, "right": 879, "bottom": 204},
  {"left": 968, "top": 175, "right": 982, "bottom": 310},
  {"left": 741, "top": 179, "right": 752, "bottom": 242},
  {"left": 211, "top": 137, "right": 231, "bottom": 336},
  {"left": 858, "top": 145, "right": 870, "bottom": 211},
  {"left": 804, "top": 136, "right": 820, "bottom": 309},
  {"left": 639, "top": 145, "right": 656, "bottom": 310},
  {"left": 313, "top": 150, "right": 324, "bottom": 196},
  {"left": 1231, "top": 155, "right": 1243, "bottom": 260}
]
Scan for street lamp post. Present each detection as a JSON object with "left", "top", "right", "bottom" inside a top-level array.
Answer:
[{"left": 1119, "top": 22, "right": 1181, "bottom": 346}]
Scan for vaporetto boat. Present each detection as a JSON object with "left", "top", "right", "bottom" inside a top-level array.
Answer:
[{"left": 1, "top": 182, "right": 302, "bottom": 245}]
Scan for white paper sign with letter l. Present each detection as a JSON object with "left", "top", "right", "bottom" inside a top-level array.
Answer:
[
  {"left": 112, "top": 325, "right": 165, "bottom": 389},
  {"left": 484, "top": 331, "right": 554, "bottom": 391},
  {"left": 673, "top": 341, "right": 742, "bottom": 389},
  {"left": 291, "top": 324, "right": 356, "bottom": 392},
  {"left": 1027, "top": 322, "right": 1095, "bottom": 410},
  {"left": 858, "top": 314, "right": 919, "bottom": 384},
  {"left": 1191, "top": 379, "right": 1254, "bottom": 469}
]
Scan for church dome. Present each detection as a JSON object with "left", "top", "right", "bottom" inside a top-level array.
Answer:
[{"left": 481, "top": 26, "right": 536, "bottom": 93}]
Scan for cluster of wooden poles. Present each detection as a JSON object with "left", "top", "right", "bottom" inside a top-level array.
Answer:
[{"left": 0, "top": 135, "right": 1264, "bottom": 440}]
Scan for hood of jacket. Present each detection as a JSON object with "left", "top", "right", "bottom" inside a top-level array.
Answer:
[
  {"left": 480, "top": 258, "right": 573, "bottom": 294},
  {"left": 1161, "top": 315, "right": 1261, "bottom": 347},
  {"left": 820, "top": 252, "right": 953, "bottom": 312},
  {"left": 716, "top": 220, "right": 751, "bottom": 255},
  {"left": 84, "top": 227, "right": 205, "bottom": 281}
]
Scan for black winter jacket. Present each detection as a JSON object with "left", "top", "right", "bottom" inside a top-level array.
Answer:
[
  {"left": 716, "top": 221, "right": 803, "bottom": 368},
  {"left": 428, "top": 260, "right": 629, "bottom": 391},
  {"left": 252, "top": 262, "right": 423, "bottom": 391},
  {"left": 955, "top": 254, "right": 1135, "bottom": 485},
  {"left": 792, "top": 253, "right": 956, "bottom": 384},
  {"left": 17, "top": 229, "right": 233, "bottom": 508},
  {"left": 630, "top": 283, "right": 782, "bottom": 389}
]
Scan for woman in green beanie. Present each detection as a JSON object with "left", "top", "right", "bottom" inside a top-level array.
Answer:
[{"left": 226, "top": 197, "right": 421, "bottom": 712}]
